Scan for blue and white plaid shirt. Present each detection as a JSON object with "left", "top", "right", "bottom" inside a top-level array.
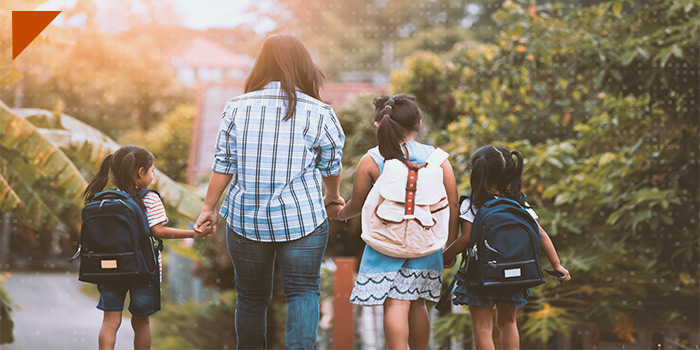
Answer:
[{"left": 212, "top": 81, "right": 345, "bottom": 242}]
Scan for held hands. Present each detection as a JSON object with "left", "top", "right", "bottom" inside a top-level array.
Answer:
[
  {"left": 194, "top": 207, "right": 218, "bottom": 239},
  {"left": 324, "top": 195, "right": 346, "bottom": 221},
  {"left": 326, "top": 203, "right": 344, "bottom": 221},
  {"left": 193, "top": 221, "right": 214, "bottom": 239}
]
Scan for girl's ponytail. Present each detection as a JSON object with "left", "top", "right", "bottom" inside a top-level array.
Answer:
[
  {"left": 507, "top": 150, "right": 524, "bottom": 202},
  {"left": 115, "top": 151, "right": 146, "bottom": 210},
  {"left": 83, "top": 154, "right": 113, "bottom": 204},
  {"left": 376, "top": 107, "right": 411, "bottom": 168},
  {"left": 469, "top": 155, "right": 491, "bottom": 215}
]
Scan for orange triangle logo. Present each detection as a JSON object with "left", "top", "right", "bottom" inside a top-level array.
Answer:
[{"left": 12, "top": 11, "right": 61, "bottom": 60}]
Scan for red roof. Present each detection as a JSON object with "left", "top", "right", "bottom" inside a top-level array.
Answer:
[{"left": 187, "top": 82, "right": 388, "bottom": 184}]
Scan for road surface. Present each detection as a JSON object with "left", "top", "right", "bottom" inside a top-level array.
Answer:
[{"left": 1, "top": 272, "right": 134, "bottom": 350}]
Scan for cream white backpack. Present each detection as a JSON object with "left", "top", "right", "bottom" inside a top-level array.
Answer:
[{"left": 361, "top": 146, "right": 450, "bottom": 258}]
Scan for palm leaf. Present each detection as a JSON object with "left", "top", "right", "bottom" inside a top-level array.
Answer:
[
  {"left": 0, "top": 172, "right": 21, "bottom": 212},
  {"left": 12, "top": 106, "right": 203, "bottom": 221},
  {"left": 0, "top": 156, "right": 64, "bottom": 230},
  {"left": 0, "top": 102, "right": 87, "bottom": 214}
]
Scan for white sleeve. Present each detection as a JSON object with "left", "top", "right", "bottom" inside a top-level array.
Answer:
[
  {"left": 524, "top": 201, "right": 539, "bottom": 220},
  {"left": 459, "top": 198, "right": 477, "bottom": 222}
]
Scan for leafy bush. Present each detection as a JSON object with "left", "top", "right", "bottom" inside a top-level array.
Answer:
[
  {"left": 393, "top": 0, "right": 699, "bottom": 344},
  {"left": 153, "top": 290, "right": 237, "bottom": 350}
]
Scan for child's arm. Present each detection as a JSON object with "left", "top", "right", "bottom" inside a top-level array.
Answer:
[
  {"left": 151, "top": 221, "right": 212, "bottom": 239},
  {"left": 442, "top": 220, "right": 472, "bottom": 267},
  {"left": 538, "top": 223, "right": 571, "bottom": 283},
  {"left": 337, "top": 154, "right": 380, "bottom": 221},
  {"left": 441, "top": 160, "right": 460, "bottom": 246}
]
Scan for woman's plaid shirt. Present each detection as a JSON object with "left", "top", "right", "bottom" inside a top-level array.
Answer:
[{"left": 211, "top": 82, "right": 345, "bottom": 242}]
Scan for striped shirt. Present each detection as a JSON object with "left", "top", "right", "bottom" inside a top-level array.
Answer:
[
  {"left": 144, "top": 192, "right": 169, "bottom": 227},
  {"left": 212, "top": 81, "right": 345, "bottom": 242},
  {"left": 143, "top": 191, "right": 167, "bottom": 283}
]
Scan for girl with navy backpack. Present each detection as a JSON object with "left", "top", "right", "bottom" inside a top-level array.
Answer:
[
  {"left": 83, "top": 145, "right": 213, "bottom": 350},
  {"left": 442, "top": 145, "right": 571, "bottom": 350}
]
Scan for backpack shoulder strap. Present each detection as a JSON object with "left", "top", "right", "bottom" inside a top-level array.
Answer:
[
  {"left": 424, "top": 147, "right": 449, "bottom": 168},
  {"left": 136, "top": 188, "right": 160, "bottom": 199},
  {"left": 93, "top": 189, "right": 128, "bottom": 201}
]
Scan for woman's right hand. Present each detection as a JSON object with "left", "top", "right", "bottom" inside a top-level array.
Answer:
[{"left": 195, "top": 207, "right": 218, "bottom": 237}]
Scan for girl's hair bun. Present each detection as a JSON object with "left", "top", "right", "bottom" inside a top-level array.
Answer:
[{"left": 373, "top": 96, "right": 391, "bottom": 108}]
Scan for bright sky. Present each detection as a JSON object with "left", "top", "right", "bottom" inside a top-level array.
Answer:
[{"left": 37, "top": 0, "right": 277, "bottom": 32}]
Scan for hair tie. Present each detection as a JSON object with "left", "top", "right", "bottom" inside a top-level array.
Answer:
[
  {"left": 385, "top": 105, "right": 393, "bottom": 109},
  {"left": 388, "top": 98, "right": 396, "bottom": 104},
  {"left": 383, "top": 114, "right": 391, "bottom": 119}
]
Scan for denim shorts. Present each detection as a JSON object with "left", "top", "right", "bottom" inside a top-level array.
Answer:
[{"left": 96, "top": 278, "right": 160, "bottom": 316}]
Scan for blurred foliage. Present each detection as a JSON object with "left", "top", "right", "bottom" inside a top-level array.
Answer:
[
  {"left": 120, "top": 104, "right": 194, "bottom": 183},
  {"left": 0, "top": 275, "right": 13, "bottom": 345},
  {"left": 391, "top": 0, "right": 699, "bottom": 345},
  {"left": 152, "top": 290, "right": 237, "bottom": 349},
  {"left": 1, "top": 0, "right": 191, "bottom": 139},
  {"left": 0, "top": 102, "right": 204, "bottom": 258},
  {"left": 256, "top": 0, "right": 472, "bottom": 77},
  {"left": 390, "top": 51, "right": 462, "bottom": 129}
]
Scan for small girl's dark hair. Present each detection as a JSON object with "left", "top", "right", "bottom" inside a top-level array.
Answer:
[
  {"left": 467, "top": 145, "right": 527, "bottom": 216},
  {"left": 83, "top": 145, "right": 155, "bottom": 209},
  {"left": 372, "top": 94, "right": 422, "bottom": 169}
]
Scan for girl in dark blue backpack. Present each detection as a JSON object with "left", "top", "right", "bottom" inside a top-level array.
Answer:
[
  {"left": 442, "top": 145, "right": 571, "bottom": 350},
  {"left": 83, "top": 145, "right": 213, "bottom": 350}
]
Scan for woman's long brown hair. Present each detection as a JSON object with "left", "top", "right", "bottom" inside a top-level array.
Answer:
[{"left": 244, "top": 34, "right": 326, "bottom": 121}]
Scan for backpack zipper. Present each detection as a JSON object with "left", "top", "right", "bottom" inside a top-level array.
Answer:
[
  {"left": 83, "top": 251, "right": 135, "bottom": 257},
  {"left": 68, "top": 244, "right": 82, "bottom": 262},
  {"left": 486, "top": 259, "right": 536, "bottom": 268},
  {"left": 484, "top": 240, "right": 502, "bottom": 256}
]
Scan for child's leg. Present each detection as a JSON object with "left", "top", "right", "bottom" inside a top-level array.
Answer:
[
  {"left": 407, "top": 299, "right": 430, "bottom": 350},
  {"left": 131, "top": 315, "right": 151, "bottom": 350},
  {"left": 98, "top": 311, "right": 122, "bottom": 350},
  {"left": 383, "top": 298, "right": 411, "bottom": 350},
  {"left": 469, "top": 305, "right": 495, "bottom": 350},
  {"left": 495, "top": 304, "right": 519, "bottom": 350}
]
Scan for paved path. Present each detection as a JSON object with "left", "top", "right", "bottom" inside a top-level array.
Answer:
[{"left": 1, "top": 272, "right": 134, "bottom": 350}]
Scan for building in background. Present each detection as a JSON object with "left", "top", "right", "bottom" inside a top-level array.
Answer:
[{"left": 169, "top": 37, "right": 254, "bottom": 86}]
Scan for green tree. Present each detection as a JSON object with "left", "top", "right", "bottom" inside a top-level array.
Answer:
[
  {"left": 393, "top": 0, "right": 698, "bottom": 345},
  {"left": 250, "top": 0, "right": 472, "bottom": 77},
  {"left": 2, "top": 0, "right": 191, "bottom": 137},
  {"left": 120, "top": 104, "right": 195, "bottom": 183}
]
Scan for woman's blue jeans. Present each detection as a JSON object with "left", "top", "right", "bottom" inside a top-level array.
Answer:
[{"left": 227, "top": 220, "right": 329, "bottom": 350}]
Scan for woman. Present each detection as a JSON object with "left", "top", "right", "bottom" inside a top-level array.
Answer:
[{"left": 194, "top": 34, "right": 345, "bottom": 349}]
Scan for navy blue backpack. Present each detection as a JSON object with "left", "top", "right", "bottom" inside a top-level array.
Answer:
[
  {"left": 70, "top": 189, "right": 160, "bottom": 285},
  {"left": 436, "top": 195, "right": 559, "bottom": 310},
  {"left": 463, "top": 195, "right": 546, "bottom": 289}
]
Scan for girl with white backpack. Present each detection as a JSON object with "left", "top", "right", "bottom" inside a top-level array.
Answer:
[{"left": 331, "top": 94, "right": 460, "bottom": 349}]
